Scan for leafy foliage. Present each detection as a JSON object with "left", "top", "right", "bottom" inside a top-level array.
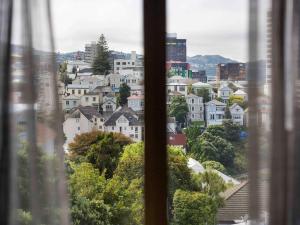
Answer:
[
  {"left": 118, "top": 83, "right": 131, "bottom": 106},
  {"left": 196, "top": 88, "right": 210, "bottom": 103},
  {"left": 68, "top": 131, "right": 132, "bottom": 178},
  {"left": 202, "top": 161, "right": 226, "bottom": 173},
  {"left": 191, "top": 132, "right": 235, "bottom": 168},
  {"left": 183, "top": 122, "right": 204, "bottom": 149},
  {"left": 228, "top": 95, "right": 247, "bottom": 109},
  {"left": 92, "top": 34, "right": 111, "bottom": 75},
  {"left": 59, "top": 62, "right": 72, "bottom": 86},
  {"left": 173, "top": 190, "right": 218, "bottom": 225},
  {"left": 169, "top": 96, "right": 189, "bottom": 124}
]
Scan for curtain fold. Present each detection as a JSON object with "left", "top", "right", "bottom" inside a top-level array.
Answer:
[{"left": 0, "top": 0, "right": 70, "bottom": 224}]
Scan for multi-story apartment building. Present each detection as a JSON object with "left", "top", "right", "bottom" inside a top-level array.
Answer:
[
  {"left": 166, "top": 33, "right": 187, "bottom": 62},
  {"left": 185, "top": 94, "right": 204, "bottom": 122},
  {"left": 216, "top": 63, "right": 246, "bottom": 81},
  {"left": 84, "top": 41, "right": 97, "bottom": 64},
  {"left": 113, "top": 51, "right": 143, "bottom": 73}
]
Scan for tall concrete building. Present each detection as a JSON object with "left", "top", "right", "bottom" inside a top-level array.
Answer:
[
  {"left": 84, "top": 41, "right": 97, "bottom": 64},
  {"left": 166, "top": 33, "right": 187, "bottom": 62}
]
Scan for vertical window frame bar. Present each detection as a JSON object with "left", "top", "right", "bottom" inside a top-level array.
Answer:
[{"left": 144, "top": 0, "right": 167, "bottom": 224}]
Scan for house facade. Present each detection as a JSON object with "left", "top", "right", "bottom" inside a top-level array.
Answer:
[
  {"left": 62, "top": 95, "right": 80, "bottom": 111},
  {"left": 205, "top": 99, "right": 226, "bottom": 126},
  {"left": 63, "top": 106, "right": 107, "bottom": 147},
  {"left": 229, "top": 103, "right": 244, "bottom": 126},
  {"left": 185, "top": 94, "right": 204, "bottom": 122},
  {"left": 128, "top": 94, "right": 144, "bottom": 111},
  {"left": 66, "top": 84, "right": 90, "bottom": 97},
  {"left": 104, "top": 107, "right": 144, "bottom": 141},
  {"left": 217, "top": 85, "right": 233, "bottom": 103},
  {"left": 102, "top": 94, "right": 117, "bottom": 112}
]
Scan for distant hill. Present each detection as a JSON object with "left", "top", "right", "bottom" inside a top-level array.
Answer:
[
  {"left": 187, "top": 55, "right": 239, "bottom": 79},
  {"left": 187, "top": 55, "right": 238, "bottom": 65}
]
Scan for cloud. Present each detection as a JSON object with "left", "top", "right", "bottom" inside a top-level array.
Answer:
[{"left": 51, "top": 0, "right": 250, "bottom": 61}]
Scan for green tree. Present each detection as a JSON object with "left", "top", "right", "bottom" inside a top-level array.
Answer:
[
  {"left": 92, "top": 34, "right": 111, "bottom": 75},
  {"left": 118, "top": 83, "right": 131, "bottom": 106},
  {"left": 223, "top": 120, "right": 241, "bottom": 142},
  {"left": 59, "top": 62, "right": 72, "bottom": 86},
  {"left": 187, "top": 84, "right": 194, "bottom": 94},
  {"left": 225, "top": 106, "right": 231, "bottom": 119},
  {"left": 114, "top": 142, "right": 144, "bottom": 181},
  {"left": 69, "top": 163, "right": 112, "bottom": 225},
  {"left": 191, "top": 132, "right": 235, "bottom": 168},
  {"left": 196, "top": 88, "right": 210, "bottom": 103},
  {"left": 202, "top": 160, "right": 226, "bottom": 173},
  {"left": 183, "top": 122, "right": 203, "bottom": 150},
  {"left": 68, "top": 131, "right": 132, "bottom": 178},
  {"left": 228, "top": 95, "right": 247, "bottom": 109},
  {"left": 169, "top": 96, "right": 189, "bottom": 124},
  {"left": 206, "top": 125, "right": 226, "bottom": 139},
  {"left": 173, "top": 190, "right": 218, "bottom": 225}
]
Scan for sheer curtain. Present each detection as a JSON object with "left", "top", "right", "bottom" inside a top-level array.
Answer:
[{"left": 0, "top": 0, "right": 70, "bottom": 224}]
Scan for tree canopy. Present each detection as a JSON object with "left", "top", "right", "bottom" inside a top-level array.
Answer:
[
  {"left": 169, "top": 96, "right": 189, "bottom": 125},
  {"left": 68, "top": 131, "right": 132, "bottom": 178},
  {"left": 92, "top": 34, "right": 111, "bottom": 75},
  {"left": 196, "top": 88, "right": 210, "bottom": 103},
  {"left": 118, "top": 83, "right": 131, "bottom": 106}
]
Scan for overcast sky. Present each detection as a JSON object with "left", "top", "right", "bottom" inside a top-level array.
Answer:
[{"left": 51, "top": 0, "right": 249, "bottom": 62}]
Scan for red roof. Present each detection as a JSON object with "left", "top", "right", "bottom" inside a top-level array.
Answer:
[{"left": 168, "top": 133, "right": 187, "bottom": 146}]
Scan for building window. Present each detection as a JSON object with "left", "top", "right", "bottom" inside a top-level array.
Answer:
[
  {"left": 135, "top": 127, "right": 138, "bottom": 132},
  {"left": 112, "top": 126, "right": 114, "bottom": 130},
  {"left": 116, "top": 62, "right": 120, "bottom": 65},
  {"left": 84, "top": 90, "right": 87, "bottom": 94},
  {"left": 132, "top": 62, "right": 135, "bottom": 65},
  {"left": 179, "top": 86, "right": 185, "bottom": 92},
  {"left": 191, "top": 106, "right": 194, "bottom": 111},
  {"left": 72, "top": 90, "right": 75, "bottom": 94},
  {"left": 73, "top": 101, "right": 77, "bottom": 105},
  {"left": 135, "top": 134, "right": 138, "bottom": 139},
  {"left": 85, "top": 97, "right": 89, "bottom": 102},
  {"left": 192, "top": 99, "right": 194, "bottom": 104},
  {"left": 77, "top": 127, "right": 80, "bottom": 131},
  {"left": 93, "top": 97, "right": 96, "bottom": 101},
  {"left": 78, "top": 90, "right": 81, "bottom": 94},
  {"left": 131, "top": 126, "right": 133, "bottom": 130},
  {"left": 66, "top": 101, "right": 69, "bottom": 105},
  {"left": 122, "top": 62, "right": 126, "bottom": 65}
]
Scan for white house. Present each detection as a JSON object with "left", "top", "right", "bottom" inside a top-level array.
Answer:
[
  {"left": 217, "top": 85, "right": 233, "bottom": 103},
  {"left": 63, "top": 106, "right": 107, "bottom": 147},
  {"left": 102, "top": 94, "right": 117, "bottom": 112},
  {"left": 128, "top": 94, "right": 144, "bottom": 111},
  {"left": 106, "top": 73, "right": 124, "bottom": 92},
  {"left": 229, "top": 103, "right": 244, "bottom": 126},
  {"left": 185, "top": 94, "right": 204, "bottom": 122},
  {"left": 73, "top": 76, "right": 106, "bottom": 91},
  {"left": 62, "top": 95, "right": 80, "bottom": 111},
  {"left": 233, "top": 89, "right": 248, "bottom": 101},
  {"left": 66, "top": 84, "right": 90, "bottom": 97},
  {"left": 205, "top": 99, "right": 226, "bottom": 126},
  {"left": 104, "top": 106, "right": 144, "bottom": 141},
  {"left": 167, "top": 82, "right": 188, "bottom": 96},
  {"left": 80, "top": 92, "right": 101, "bottom": 107}
]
